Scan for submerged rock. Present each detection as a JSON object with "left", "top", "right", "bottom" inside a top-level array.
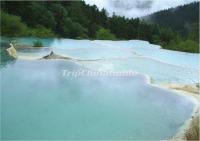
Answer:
[
  {"left": 5, "top": 44, "right": 72, "bottom": 60},
  {"left": 42, "top": 51, "right": 72, "bottom": 60}
]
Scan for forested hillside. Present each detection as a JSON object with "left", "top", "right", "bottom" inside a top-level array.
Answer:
[
  {"left": 0, "top": 1, "right": 199, "bottom": 53},
  {"left": 145, "top": 2, "right": 199, "bottom": 37}
]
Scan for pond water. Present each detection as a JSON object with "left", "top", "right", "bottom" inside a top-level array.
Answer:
[
  {"left": 4, "top": 37, "right": 198, "bottom": 84},
  {"left": 0, "top": 37, "right": 199, "bottom": 140},
  {"left": 1, "top": 60, "right": 195, "bottom": 140},
  {"left": 2, "top": 37, "right": 198, "bottom": 69}
]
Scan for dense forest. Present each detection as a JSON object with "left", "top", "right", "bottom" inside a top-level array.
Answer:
[
  {"left": 0, "top": 1, "right": 199, "bottom": 53},
  {"left": 145, "top": 2, "right": 199, "bottom": 37}
]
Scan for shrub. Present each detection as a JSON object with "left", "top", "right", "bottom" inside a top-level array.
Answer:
[
  {"left": 33, "top": 40, "right": 43, "bottom": 47},
  {"left": 185, "top": 126, "right": 199, "bottom": 140},
  {"left": 163, "top": 39, "right": 199, "bottom": 53},
  {"left": 185, "top": 115, "right": 199, "bottom": 140},
  {"left": 96, "top": 28, "right": 117, "bottom": 40},
  {"left": 27, "top": 25, "right": 55, "bottom": 38},
  {"left": 178, "top": 40, "right": 199, "bottom": 53},
  {"left": 1, "top": 11, "right": 27, "bottom": 36}
]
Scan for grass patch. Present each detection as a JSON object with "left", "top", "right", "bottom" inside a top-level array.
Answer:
[{"left": 185, "top": 115, "right": 199, "bottom": 140}]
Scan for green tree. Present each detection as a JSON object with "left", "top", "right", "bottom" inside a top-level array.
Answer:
[
  {"left": 189, "top": 23, "right": 199, "bottom": 42},
  {"left": 48, "top": 3, "right": 69, "bottom": 36},
  {"left": 48, "top": 2, "right": 87, "bottom": 38},
  {"left": 27, "top": 25, "right": 55, "bottom": 37},
  {"left": 27, "top": 2, "right": 56, "bottom": 29},
  {"left": 96, "top": 28, "right": 116, "bottom": 40},
  {"left": 69, "top": 22, "right": 87, "bottom": 39},
  {"left": 1, "top": 11, "right": 27, "bottom": 36}
]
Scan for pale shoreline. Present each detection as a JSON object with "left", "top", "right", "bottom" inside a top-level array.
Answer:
[
  {"left": 160, "top": 85, "right": 199, "bottom": 140},
  {"left": 141, "top": 74, "right": 200, "bottom": 140}
]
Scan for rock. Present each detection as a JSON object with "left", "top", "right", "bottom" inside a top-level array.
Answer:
[
  {"left": 169, "top": 84, "right": 199, "bottom": 94},
  {"left": 42, "top": 51, "right": 71, "bottom": 60},
  {"left": 6, "top": 43, "right": 18, "bottom": 58}
]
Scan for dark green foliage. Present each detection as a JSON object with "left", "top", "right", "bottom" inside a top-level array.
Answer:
[
  {"left": 47, "top": 3, "right": 70, "bottom": 37},
  {"left": 33, "top": 40, "right": 43, "bottom": 47},
  {"left": 1, "top": 11, "right": 55, "bottom": 37},
  {"left": 1, "top": 11, "right": 27, "bottom": 36},
  {"left": 165, "top": 39, "right": 199, "bottom": 53},
  {"left": 0, "top": 1, "right": 199, "bottom": 52},
  {"left": 26, "top": 2, "right": 56, "bottom": 29},
  {"left": 189, "top": 23, "right": 199, "bottom": 42},
  {"left": 146, "top": 2, "right": 199, "bottom": 37},
  {"left": 27, "top": 26, "right": 55, "bottom": 38}
]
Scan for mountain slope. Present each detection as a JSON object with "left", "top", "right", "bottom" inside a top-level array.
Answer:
[{"left": 144, "top": 2, "right": 199, "bottom": 37}]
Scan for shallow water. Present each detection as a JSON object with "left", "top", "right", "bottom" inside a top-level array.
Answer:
[
  {"left": 93, "top": 40, "right": 199, "bottom": 69},
  {"left": 17, "top": 48, "right": 52, "bottom": 59},
  {"left": 1, "top": 37, "right": 199, "bottom": 69},
  {"left": 4, "top": 37, "right": 198, "bottom": 84},
  {"left": 79, "top": 57, "right": 198, "bottom": 84},
  {"left": 1, "top": 60, "right": 195, "bottom": 140}
]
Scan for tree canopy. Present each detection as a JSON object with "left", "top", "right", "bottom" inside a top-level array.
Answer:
[{"left": 96, "top": 28, "right": 116, "bottom": 40}]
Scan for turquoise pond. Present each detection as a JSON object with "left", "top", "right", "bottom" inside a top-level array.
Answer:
[
  {"left": 0, "top": 37, "right": 199, "bottom": 140},
  {"left": 2, "top": 37, "right": 199, "bottom": 69}
]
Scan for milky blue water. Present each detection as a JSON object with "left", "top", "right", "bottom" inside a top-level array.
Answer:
[
  {"left": 1, "top": 37, "right": 199, "bottom": 69},
  {"left": 1, "top": 60, "right": 195, "bottom": 140},
  {"left": 4, "top": 37, "right": 198, "bottom": 84},
  {"left": 93, "top": 40, "right": 199, "bottom": 69},
  {"left": 17, "top": 48, "right": 52, "bottom": 59},
  {"left": 0, "top": 37, "right": 199, "bottom": 140},
  {"left": 79, "top": 57, "right": 198, "bottom": 84}
]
